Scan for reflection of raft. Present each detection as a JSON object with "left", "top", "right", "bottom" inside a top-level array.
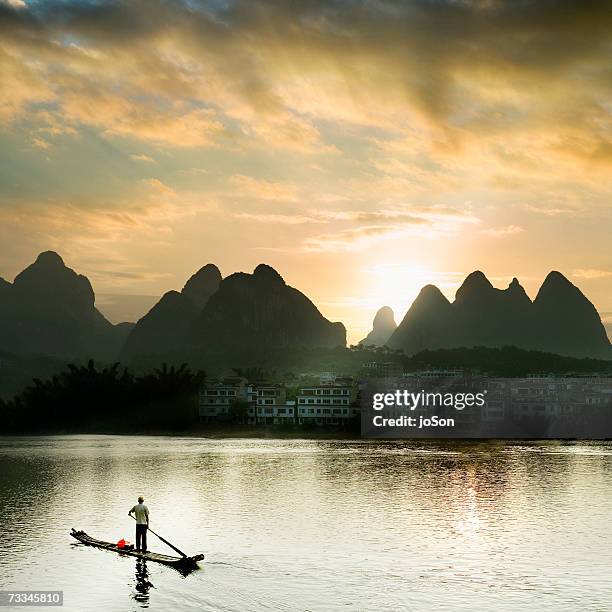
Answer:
[{"left": 70, "top": 529, "right": 204, "bottom": 568}]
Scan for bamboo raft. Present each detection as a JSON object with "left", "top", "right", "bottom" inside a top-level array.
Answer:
[{"left": 70, "top": 529, "right": 204, "bottom": 568}]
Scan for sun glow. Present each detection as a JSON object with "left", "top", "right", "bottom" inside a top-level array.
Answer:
[{"left": 363, "top": 263, "right": 459, "bottom": 326}]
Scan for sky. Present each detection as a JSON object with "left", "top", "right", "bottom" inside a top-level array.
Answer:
[{"left": 0, "top": 0, "right": 611, "bottom": 344}]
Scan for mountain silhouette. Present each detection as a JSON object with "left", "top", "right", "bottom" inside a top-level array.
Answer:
[
  {"left": 0, "top": 251, "right": 131, "bottom": 358},
  {"left": 359, "top": 306, "right": 397, "bottom": 347},
  {"left": 387, "top": 285, "right": 458, "bottom": 354},
  {"left": 453, "top": 272, "right": 533, "bottom": 347},
  {"left": 189, "top": 264, "right": 346, "bottom": 352},
  {"left": 181, "top": 264, "right": 223, "bottom": 308},
  {"left": 122, "top": 264, "right": 222, "bottom": 358},
  {"left": 531, "top": 271, "right": 610, "bottom": 357},
  {"left": 2, "top": 254, "right": 608, "bottom": 362},
  {"left": 388, "top": 271, "right": 611, "bottom": 358}
]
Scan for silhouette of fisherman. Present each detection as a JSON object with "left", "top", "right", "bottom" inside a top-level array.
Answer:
[{"left": 128, "top": 496, "right": 150, "bottom": 553}]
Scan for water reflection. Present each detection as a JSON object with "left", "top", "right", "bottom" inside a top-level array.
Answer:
[
  {"left": 1, "top": 437, "right": 612, "bottom": 611},
  {"left": 133, "top": 559, "right": 153, "bottom": 607}
]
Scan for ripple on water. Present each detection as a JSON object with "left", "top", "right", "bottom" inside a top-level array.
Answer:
[{"left": 0, "top": 437, "right": 611, "bottom": 611}]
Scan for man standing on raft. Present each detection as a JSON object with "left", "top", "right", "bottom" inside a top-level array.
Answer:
[{"left": 128, "top": 496, "right": 150, "bottom": 553}]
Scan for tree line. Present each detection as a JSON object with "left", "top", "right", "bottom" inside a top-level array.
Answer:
[{"left": 0, "top": 360, "right": 204, "bottom": 433}]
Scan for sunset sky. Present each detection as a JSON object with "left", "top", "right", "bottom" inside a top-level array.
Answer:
[{"left": 0, "top": 0, "right": 610, "bottom": 343}]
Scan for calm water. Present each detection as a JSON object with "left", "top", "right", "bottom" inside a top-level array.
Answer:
[{"left": 1, "top": 437, "right": 611, "bottom": 611}]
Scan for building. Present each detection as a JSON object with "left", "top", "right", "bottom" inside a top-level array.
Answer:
[
  {"left": 254, "top": 385, "right": 294, "bottom": 425},
  {"left": 198, "top": 377, "right": 253, "bottom": 423},
  {"left": 199, "top": 379, "right": 295, "bottom": 425},
  {"left": 297, "top": 377, "right": 358, "bottom": 426},
  {"left": 481, "top": 377, "right": 612, "bottom": 423},
  {"left": 402, "top": 369, "right": 464, "bottom": 380},
  {"left": 361, "top": 362, "right": 403, "bottom": 378}
]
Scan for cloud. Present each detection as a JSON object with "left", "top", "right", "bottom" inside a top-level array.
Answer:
[
  {"left": 302, "top": 224, "right": 418, "bottom": 253},
  {"left": 300, "top": 206, "right": 478, "bottom": 252},
  {"left": 233, "top": 212, "right": 324, "bottom": 225},
  {"left": 31, "top": 137, "right": 52, "bottom": 150},
  {"left": 140, "top": 178, "right": 176, "bottom": 197},
  {"left": 0, "top": 0, "right": 610, "bottom": 166},
  {"left": 523, "top": 204, "right": 585, "bottom": 217},
  {"left": 177, "top": 167, "right": 208, "bottom": 176},
  {"left": 232, "top": 204, "right": 477, "bottom": 234},
  {"left": 229, "top": 175, "right": 298, "bottom": 202},
  {"left": 130, "top": 154, "right": 156, "bottom": 163},
  {"left": 482, "top": 225, "right": 524, "bottom": 237},
  {"left": 0, "top": 0, "right": 610, "bottom": 320},
  {"left": 573, "top": 269, "right": 612, "bottom": 280},
  {"left": 61, "top": 93, "right": 225, "bottom": 147},
  {"left": 0, "top": 47, "right": 53, "bottom": 122}
]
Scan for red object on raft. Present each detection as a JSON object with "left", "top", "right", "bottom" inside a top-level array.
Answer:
[{"left": 117, "top": 539, "right": 126, "bottom": 549}]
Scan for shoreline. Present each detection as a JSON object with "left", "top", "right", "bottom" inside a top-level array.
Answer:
[
  {"left": 1, "top": 429, "right": 611, "bottom": 442},
  {"left": 0, "top": 426, "right": 359, "bottom": 439}
]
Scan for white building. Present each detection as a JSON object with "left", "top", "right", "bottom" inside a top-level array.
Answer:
[
  {"left": 297, "top": 377, "right": 358, "bottom": 426},
  {"left": 199, "top": 380, "right": 296, "bottom": 425}
]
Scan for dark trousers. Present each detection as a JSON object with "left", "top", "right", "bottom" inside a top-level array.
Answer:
[{"left": 136, "top": 524, "right": 148, "bottom": 552}]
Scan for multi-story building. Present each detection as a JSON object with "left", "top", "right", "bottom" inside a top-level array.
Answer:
[
  {"left": 198, "top": 377, "right": 254, "bottom": 423},
  {"left": 200, "top": 380, "right": 295, "bottom": 425},
  {"left": 481, "top": 377, "right": 612, "bottom": 422},
  {"left": 297, "top": 377, "right": 358, "bottom": 425},
  {"left": 254, "top": 385, "right": 294, "bottom": 425},
  {"left": 508, "top": 378, "right": 580, "bottom": 420}
]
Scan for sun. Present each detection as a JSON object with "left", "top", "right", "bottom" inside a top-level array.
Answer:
[{"left": 363, "top": 263, "right": 437, "bottom": 324}]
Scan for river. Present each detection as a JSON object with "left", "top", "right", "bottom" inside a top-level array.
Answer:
[{"left": 1, "top": 437, "right": 611, "bottom": 611}]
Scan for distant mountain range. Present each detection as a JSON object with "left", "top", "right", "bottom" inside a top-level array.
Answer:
[
  {"left": 380, "top": 271, "right": 610, "bottom": 359},
  {"left": 0, "top": 252, "right": 609, "bottom": 361},
  {"left": 122, "top": 262, "right": 346, "bottom": 359},
  {"left": 0, "top": 252, "right": 131, "bottom": 359},
  {"left": 121, "top": 263, "right": 222, "bottom": 357}
]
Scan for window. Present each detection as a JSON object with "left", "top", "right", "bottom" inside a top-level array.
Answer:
[
  {"left": 278, "top": 408, "right": 286, "bottom": 414},
  {"left": 298, "top": 398, "right": 305, "bottom": 404},
  {"left": 308, "top": 409, "right": 314, "bottom": 414},
  {"left": 323, "top": 409, "right": 331, "bottom": 414},
  {"left": 333, "top": 409, "right": 341, "bottom": 414}
]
